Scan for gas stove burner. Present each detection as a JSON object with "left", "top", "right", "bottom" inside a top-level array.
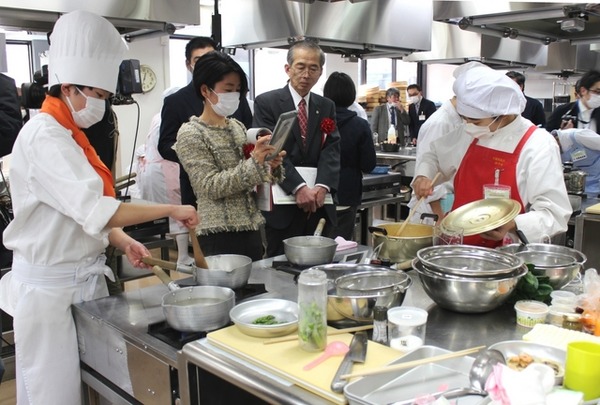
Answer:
[{"left": 148, "top": 321, "right": 210, "bottom": 349}]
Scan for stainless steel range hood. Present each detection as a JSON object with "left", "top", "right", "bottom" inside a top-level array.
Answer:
[
  {"left": 0, "top": 0, "right": 199, "bottom": 41},
  {"left": 221, "top": 0, "right": 432, "bottom": 59},
  {"left": 405, "top": 21, "right": 548, "bottom": 69},
  {"left": 535, "top": 41, "right": 600, "bottom": 76}
]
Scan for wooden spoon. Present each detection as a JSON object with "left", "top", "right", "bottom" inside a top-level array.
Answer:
[
  {"left": 395, "top": 172, "right": 442, "bottom": 237},
  {"left": 189, "top": 228, "right": 209, "bottom": 269}
]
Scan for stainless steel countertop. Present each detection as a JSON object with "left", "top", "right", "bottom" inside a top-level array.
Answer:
[
  {"left": 376, "top": 147, "right": 417, "bottom": 161},
  {"left": 73, "top": 244, "right": 527, "bottom": 370}
]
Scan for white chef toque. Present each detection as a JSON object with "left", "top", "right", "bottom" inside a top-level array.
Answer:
[
  {"left": 48, "top": 10, "right": 127, "bottom": 93},
  {"left": 453, "top": 65, "right": 526, "bottom": 119}
]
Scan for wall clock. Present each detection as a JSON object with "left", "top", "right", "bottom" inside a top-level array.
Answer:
[{"left": 140, "top": 64, "right": 157, "bottom": 93}]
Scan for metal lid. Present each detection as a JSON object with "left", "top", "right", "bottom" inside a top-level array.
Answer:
[{"left": 441, "top": 198, "right": 521, "bottom": 236}]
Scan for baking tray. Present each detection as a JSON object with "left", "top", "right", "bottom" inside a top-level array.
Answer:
[{"left": 344, "top": 346, "right": 487, "bottom": 405}]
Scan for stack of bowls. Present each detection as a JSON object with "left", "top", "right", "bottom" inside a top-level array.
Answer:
[
  {"left": 414, "top": 245, "right": 528, "bottom": 313},
  {"left": 497, "top": 243, "right": 586, "bottom": 289},
  {"left": 326, "top": 268, "right": 412, "bottom": 322}
]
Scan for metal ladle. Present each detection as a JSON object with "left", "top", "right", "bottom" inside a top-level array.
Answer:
[{"left": 388, "top": 349, "right": 506, "bottom": 405}]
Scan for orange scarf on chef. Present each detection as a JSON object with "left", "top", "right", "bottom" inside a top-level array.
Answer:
[{"left": 40, "top": 95, "right": 115, "bottom": 197}]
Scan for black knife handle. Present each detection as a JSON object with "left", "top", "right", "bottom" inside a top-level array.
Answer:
[{"left": 330, "top": 354, "right": 354, "bottom": 393}]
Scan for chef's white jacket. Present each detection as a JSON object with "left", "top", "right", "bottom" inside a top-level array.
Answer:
[{"left": 415, "top": 115, "right": 572, "bottom": 242}]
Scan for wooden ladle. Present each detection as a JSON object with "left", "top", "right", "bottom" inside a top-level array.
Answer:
[
  {"left": 395, "top": 172, "right": 442, "bottom": 237},
  {"left": 189, "top": 228, "right": 209, "bottom": 269}
]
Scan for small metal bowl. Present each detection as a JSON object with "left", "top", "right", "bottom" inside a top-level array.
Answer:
[
  {"left": 229, "top": 299, "right": 298, "bottom": 338},
  {"left": 489, "top": 340, "right": 565, "bottom": 385}
]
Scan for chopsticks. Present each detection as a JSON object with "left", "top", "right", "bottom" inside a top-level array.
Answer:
[
  {"left": 263, "top": 325, "right": 373, "bottom": 345},
  {"left": 340, "top": 345, "right": 485, "bottom": 379},
  {"left": 394, "top": 172, "right": 442, "bottom": 237}
]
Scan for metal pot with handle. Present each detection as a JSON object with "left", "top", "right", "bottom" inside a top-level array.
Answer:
[
  {"left": 563, "top": 163, "right": 587, "bottom": 195},
  {"left": 368, "top": 214, "right": 436, "bottom": 263},
  {"left": 148, "top": 265, "right": 234, "bottom": 332}
]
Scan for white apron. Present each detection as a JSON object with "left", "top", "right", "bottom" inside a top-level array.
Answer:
[{"left": 0, "top": 255, "right": 113, "bottom": 405}]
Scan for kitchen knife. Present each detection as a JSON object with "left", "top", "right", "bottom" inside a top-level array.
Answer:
[{"left": 330, "top": 331, "right": 368, "bottom": 393}]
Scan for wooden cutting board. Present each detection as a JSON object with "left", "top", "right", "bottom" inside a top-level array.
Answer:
[
  {"left": 207, "top": 326, "right": 404, "bottom": 404},
  {"left": 585, "top": 202, "right": 600, "bottom": 214}
]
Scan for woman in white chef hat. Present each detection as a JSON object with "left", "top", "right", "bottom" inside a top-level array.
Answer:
[
  {"left": 412, "top": 64, "right": 571, "bottom": 246},
  {"left": 0, "top": 10, "right": 198, "bottom": 404}
]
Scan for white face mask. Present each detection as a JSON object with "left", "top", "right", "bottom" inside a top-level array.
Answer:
[
  {"left": 409, "top": 95, "right": 421, "bottom": 105},
  {"left": 65, "top": 87, "right": 105, "bottom": 128},
  {"left": 464, "top": 117, "right": 501, "bottom": 139},
  {"left": 586, "top": 93, "right": 600, "bottom": 110},
  {"left": 208, "top": 89, "right": 240, "bottom": 117}
]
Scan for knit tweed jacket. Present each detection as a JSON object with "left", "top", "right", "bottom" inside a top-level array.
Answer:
[{"left": 175, "top": 116, "right": 284, "bottom": 235}]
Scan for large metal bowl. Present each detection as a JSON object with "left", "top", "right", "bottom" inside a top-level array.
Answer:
[
  {"left": 498, "top": 243, "right": 586, "bottom": 289},
  {"left": 229, "top": 299, "right": 298, "bottom": 338},
  {"left": 335, "top": 270, "right": 412, "bottom": 297},
  {"left": 194, "top": 254, "right": 252, "bottom": 289},
  {"left": 413, "top": 258, "right": 528, "bottom": 313},
  {"left": 327, "top": 272, "right": 412, "bottom": 322},
  {"left": 283, "top": 236, "right": 337, "bottom": 266},
  {"left": 162, "top": 286, "right": 235, "bottom": 332},
  {"left": 417, "top": 245, "right": 524, "bottom": 277}
]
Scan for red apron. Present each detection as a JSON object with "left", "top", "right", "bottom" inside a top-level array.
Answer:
[{"left": 452, "top": 125, "right": 537, "bottom": 247}]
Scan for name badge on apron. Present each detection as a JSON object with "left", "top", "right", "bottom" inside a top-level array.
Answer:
[
  {"left": 483, "top": 168, "right": 511, "bottom": 199},
  {"left": 571, "top": 147, "right": 587, "bottom": 162}
]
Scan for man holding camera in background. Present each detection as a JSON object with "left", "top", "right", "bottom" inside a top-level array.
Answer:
[{"left": 547, "top": 70, "right": 600, "bottom": 132}]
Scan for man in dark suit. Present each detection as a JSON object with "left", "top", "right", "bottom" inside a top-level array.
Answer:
[
  {"left": 158, "top": 37, "right": 253, "bottom": 207},
  {"left": 370, "top": 87, "right": 410, "bottom": 143},
  {"left": 506, "top": 71, "right": 546, "bottom": 127},
  {"left": 253, "top": 40, "right": 341, "bottom": 257},
  {"left": 547, "top": 70, "right": 600, "bottom": 133},
  {"left": 407, "top": 84, "right": 437, "bottom": 144}
]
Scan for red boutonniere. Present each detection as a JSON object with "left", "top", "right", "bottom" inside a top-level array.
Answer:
[
  {"left": 242, "top": 143, "right": 255, "bottom": 159},
  {"left": 320, "top": 118, "right": 336, "bottom": 147}
]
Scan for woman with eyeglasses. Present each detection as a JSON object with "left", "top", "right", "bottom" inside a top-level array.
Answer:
[
  {"left": 412, "top": 63, "right": 571, "bottom": 246},
  {"left": 174, "top": 51, "right": 285, "bottom": 261}
]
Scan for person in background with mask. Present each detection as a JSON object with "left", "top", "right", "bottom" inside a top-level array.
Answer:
[
  {"left": 412, "top": 64, "right": 570, "bottom": 245},
  {"left": 370, "top": 87, "right": 410, "bottom": 143},
  {"left": 0, "top": 11, "right": 199, "bottom": 404},
  {"left": 159, "top": 37, "right": 253, "bottom": 209},
  {"left": 407, "top": 83, "right": 437, "bottom": 144},
  {"left": 547, "top": 70, "right": 600, "bottom": 132},
  {"left": 506, "top": 71, "right": 546, "bottom": 127},
  {"left": 174, "top": 51, "right": 285, "bottom": 261}
]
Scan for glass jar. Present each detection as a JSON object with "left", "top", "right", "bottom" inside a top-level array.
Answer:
[{"left": 297, "top": 269, "right": 328, "bottom": 352}]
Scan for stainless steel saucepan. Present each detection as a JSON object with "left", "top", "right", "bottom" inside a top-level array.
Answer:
[{"left": 149, "top": 265, "right": 234, "bottom": 332}]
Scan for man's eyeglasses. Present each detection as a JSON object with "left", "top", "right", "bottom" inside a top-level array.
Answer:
[
  {"left": 292, "top": 65, "right": 321, "bottom": 76},
  {"left": 588, "top": 88, "right": 600, "bottom": 95}
]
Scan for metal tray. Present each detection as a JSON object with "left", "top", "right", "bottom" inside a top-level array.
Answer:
[{"left": 344, "top": 346, "right": 486, "bottom": 405}]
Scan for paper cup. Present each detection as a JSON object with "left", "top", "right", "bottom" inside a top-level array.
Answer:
[{"left": 564, "top": 341, "right": 600, "bottom": 400}]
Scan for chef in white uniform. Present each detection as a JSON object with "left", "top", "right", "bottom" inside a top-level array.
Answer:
[
  {"left": 0, "top": 11, "right": 198, "bottom": 405},
  {"left": 413, "top": 64, "right": 571, "bottom": 244}
]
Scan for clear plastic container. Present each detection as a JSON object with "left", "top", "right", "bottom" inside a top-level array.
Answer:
[
  {"left": 387, "top": 307, "right": 428, "bottom": 352},
  {"left": 297, "top": 269, "right": 328, "bottom": 352},
  {"left": 515, "top": 300, "right": 549, "bottom": 328}
]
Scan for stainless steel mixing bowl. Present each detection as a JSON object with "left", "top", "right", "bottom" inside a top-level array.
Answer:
[
  {"left": 498, "top": 243, "right": 586, "bottom": 289},
  {"left": 413, "top": 258, "right": 528, "bottom": 314},
  {"left": 283, "top": 236, "right": 337, "bottom": 266}
]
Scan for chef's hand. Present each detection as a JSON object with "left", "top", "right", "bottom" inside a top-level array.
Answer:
[
  {"left": 480, "top": 219, "right": 517, "bottom": 241},
  {"left": 252, "top": 135, "right": 277, "bottom": 165},
  {"left": 125, "top": 241, "right": 152, "bottom": 269},
  {"left": 171, "top": 205, "right": 199, "bottom": 228},
  {"left": 412, "top": 175, "right": 434, "bottom": 198},
  {"left": 295, "top": 185, "right": 318, "bottom": 213}
]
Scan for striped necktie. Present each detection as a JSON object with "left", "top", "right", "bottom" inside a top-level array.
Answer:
[{"left": 298, "top": 98, "right": 308, "bottom": 145}]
